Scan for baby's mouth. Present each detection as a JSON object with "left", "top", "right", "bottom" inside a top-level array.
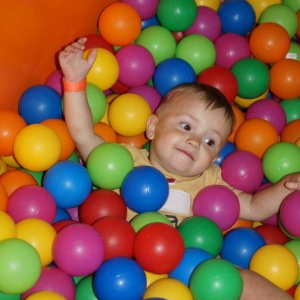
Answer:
[{"left": 177, "top": 148, "right": 195, "bottom": 161}]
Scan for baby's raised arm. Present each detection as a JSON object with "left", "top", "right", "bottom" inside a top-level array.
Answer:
[{"left": 58, "top": 38, "right": 105, "bottom": 162}]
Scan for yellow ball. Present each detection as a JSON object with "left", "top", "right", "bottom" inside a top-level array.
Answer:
[
  {"left": 16, "top": 218, "right": 57, "bottom": 267},
  {"left": 246, "top": 0, "right": 282, "bottom": 22},
  {"left": 145, "top": 271, "right": 168, "bottom": 287},
  {"left": 13, "top": 124, "right": 61, "bottom": 172},
  {"left": 294, "top": 283, "right": 300, "bottom": 300},
  {"left": 0, "top": 158, "right": 7, "bottom": 175},
  {"left": 25, "top": 291, "right": 67, "bottom": 300},
  {"left": 234, "top": 89, "right": 269, "bottom": 108},
  {"left": 108, "top": 93, "right": 151, "bottom": 137},
  {"left": 143, "top": 278, "right": 193, "bottom": 300},
  {"left": 1, "top": 155, "right": 20, "bottom": 168},
  {"left": 0, "top": 211, "right": 16, "bottom": 241},
  {"left": 195, "top": 0, "right": 221, "bottom": 11},
  {"left": 249, "top": 244, "right": 299, "bottom": 291},
  {"left": 84, "top": 48, "right": 119, "bottom": 91}
]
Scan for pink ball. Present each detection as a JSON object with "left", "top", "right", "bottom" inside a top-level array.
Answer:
[
  {"left": 221, "top": 150, "right": 264, "bottom": 193},
  {"left": 7, "top": 185, "right": 57, "bottom": 223},
  {"left": 183, "top": 6, "right": 222, "bottom": 41},
  {"left": 193, "top": 185, "right": 240, "bottom": 231},
  {"left": 116, "top": 44, "right": 155, "bottom": 87},
  {"left": 45, "top": 69, "right": 63, "bottom": 96},
  {"left": 214, "top": 33, "right": 251, "bottom": 69},
  {"left": 128, "top": 85, "right": 162, "bottom": 112},
  {"left": 53, "top": 223, "right": 105, "bottom": 276},
  {"left": 21, "top": 267, "right": 75, "bottom": 300},
  {"left": 279, "top": 191, "right": 300, "bottom": 238},
  {"left": 245, "top": 99, "right": 287, "bottom": 135},
  {"left": 120, "top": 0, "right": 159, "bottom": 20}
]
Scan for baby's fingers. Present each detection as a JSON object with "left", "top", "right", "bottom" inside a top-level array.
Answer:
[{"left": 285, "top": 181, "right": 300, "bottom": 190}]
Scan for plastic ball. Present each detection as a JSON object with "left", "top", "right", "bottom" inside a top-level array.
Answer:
[
  {"left": 183, "top": 6, "right": 221, "bottom": 41},
  {"left": 254, "top": 224, "right": 289, "bottom": 245},
  {"left": 195, "top": 0, "right": 221, "bottom": 11},
  {"left": 193, "top": 185, "right": 240, "bottom": 231},
  {"left": 53, "top": 207, "right": 72, "bottom": 224},
  {"left": 220, "top": 227, "right": 266, "bottom": 268},
  {"left": 84, "top": 33, "right": 115, "bottom": 54},
  {"left": 0, "top": 238, "right": 41, "bottom": 294},
  {"left": 142, "top": 15, "right": 160, "bottom": 29},
  {"left": 214, "top": 141, "right": 236, "bottom": 166},
  {"left": 221, "top": 150, "right": 264, "bottom": 193},
  {"left": 0, "top": 211, "right": 16, "bottom": 241},
  {"left": 247, "top": 0, "right": 281, "bottom": 22},
  {"left": 245, "top": 99, "right": 287, "bottom": 135},
  {"left": 121, "top": 0, "right": 159, "bottom": 20},
  {"left": 84, "top": 48, "right": 119, "bottom": 91},
  {"left": 178, "top": 216, "right": 223, "bottom": 257},
  {"left": 234, "top": 88, "right": 269, "bottom": 109},
  {"left": 92, "top": 216, "right": 136, "bottom": 260},
  {"left": 18, "top": 85, "right": 62, "bottom": 124},
  {"left": 94, "top": 122, "right": 117, "bottom": 143},
  {"left": 133, "top": 222, "right": 185, "bottom": 274},
  {"left": 0, "top": 182, "right": 8, "bottom": 211},
  {"left": 156, "top": 0, "right": 197, "bottom": 32},
  {"left": 189, "top": 258, "right": 243, "bottom": 300},
  {"left": 153, "top": 58, "right": 196, "bottom": 97},
  {"left": 21, "top": 266, "right": 75, "bottom": 300},
  {"left": 121, "top": 166, "right": 169, "bottom": 214},
  {"left": 262, "top": 142, "right": 300, "bottom": 183},
  {"left": 86, "top": 143, "right": 134, "bottom": 189},
  {"left": 197, "top": 66, "right": 238, "bottom": 102},
  {"left": 13, "top": 124, "right": 61, "bottom": 172},
  {"left": 7, "top": 185, "right": 56, "bottom": 223},
  {"left": 53, "top": 223, "right": 105, "bottom": 276},
  {"left": 249, "top": 22, "right": 291, "bottom": 64},
  {"left": 175, "top": 34, "right": 216, "bottom": 75},
  {"left": 78, "top": 188, "right": 127, "bottom": 225},
  {"left": 285, "top": 239, "right": 300, "bottom": 285},
  {"left": 249, "top": 244, "right": 298, "bottom": 291},
  {"left": 108, "top": 93, "right": 151, "bottom": 136},
  {"left": 281, "top": 119, "right": 300, "bottom": 143},
  {"left": 144, "top": 278, "right": 193, "bottom": 300},
  {"left": 135, "top": 25, "right": 177, "bottom": 65},
  {"left": 214, "top": 33, "right": 251, "bottom": 69},
  {"left": 93, "top": 257, "right": 146, "bottom": 300},
  {"left": 24, "top": 291, "right": 66, "bottom": 300},
  {"left": 98, "top": 2, "right": 141, "bottom": 46},
  {"left": 228, "top": 105, "right": 245, "bottom": 143},
  {"left": 75, "top": 275, "right": 96, "bottom": 300},
  {"left": 45, "top": 69, "right": 63, "bottom": 96},
  {"left": 269, "top": 59, "right": 300, "bottom": 100},
  {"left": 43, "top": 161, "right": 92, "bottom": 208},
  {"left": 0, "top": 110, "right": 26, "bottom": 157},
  {"left": 0, "top": 159, "right": 7, "bottom": 176},
  {"left": 217, "top": 0, "right": 255, "bottom": 36},
  {"left": 231, "top": 57, "right": 270, "bottom": 99},
  {"left": 117, "top": 131, "right": 149, "bottom": 148}
]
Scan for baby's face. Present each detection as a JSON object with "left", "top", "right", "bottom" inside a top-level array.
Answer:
[{"left": 147, "top": 96, "right": 232, "bottom": 177}]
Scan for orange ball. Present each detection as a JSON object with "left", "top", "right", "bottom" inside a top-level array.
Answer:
[
  {"left": 93, "top": 122, "right": 117, "bottom": 143},
  {"left": 269, "top": 59, "right": 300, "bottom": 99},
  {"left": 117, "top": 132, "right": 149, "bottom": 149},
  {"left": 41, "top": 119, "right": 75, "bottom": 160},
  {"left": 228, "top": 105, "right": 245, "bottom": 143},
  {"left": 222, "top": 218, "right": 254, "bottom": 235},
  {"left": 234, "top": 118, "right": 279, "bottom": 159},
  {"left": 98, "top": 2, "right": 142, "bottom": 46},
  {"left": 281, "top": 119, "right": 300, "bottom": 143},
  {"left": 0, "top": 110, "right": 26, "bottom": 157},
  {"left": 249, "top": 23, "right": 291, "bottom": 64},
  {"left": 0, "top": 183, "right": 8, "bottom": 211}
]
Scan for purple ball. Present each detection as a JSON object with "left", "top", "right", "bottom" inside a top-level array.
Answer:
[
  {"left": 120, "top": 0, "right": 159, "bottom": 20},
  {"left": 45, "top": 69, "right": 63, "bottom": 96}
]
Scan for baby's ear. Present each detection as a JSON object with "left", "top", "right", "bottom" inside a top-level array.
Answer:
[{"left": 146, "top": 114, "right": 158, "bottom": 140}]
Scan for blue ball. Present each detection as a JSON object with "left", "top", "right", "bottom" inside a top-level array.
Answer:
[
  {"left": 18, "top": 84, "right": 62, "bottom": 124},
  {"left": 218, "top": 0, "right": 256, "bottom": 36},
  {"left": 53, "top": 207, "right": 72, "bottom": 223},
  {"left": 43, "top": 161, "right": 92, "bottom": 208},
  {"left": 215, "top": 141, "right": 237, "bottom": 166},
  {"left": 121, "top": 166, "right": 169, "bottom": 214},
  {"left": 169, "top": 248, "right": 213, "bottom": 286},
  {"left": 220, "top": 227, "right": 266, "bottom": 268},
  {"left": 93, "top": 257, "right": 147, "bottom": 300},
  {"left": 142, "top": 16, "right": 159, "bottom": 29},
  {"left": 153, "top": 58, "right": 196, "bottom": 96}
]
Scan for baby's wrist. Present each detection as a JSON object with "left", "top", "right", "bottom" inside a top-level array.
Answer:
[{"left": 63, "top": 78, "right": 86, "bottom": 92}]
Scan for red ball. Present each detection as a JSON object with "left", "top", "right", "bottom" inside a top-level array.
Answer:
[
  {"left": 78, "top": 189, "right": 127, "bottom": 225},
  {"left": 84, "top": 34, "right": 115, "bottom": 54},
  {"left": 133, "top": 222, "right": 184, "bottom": 274},
  {"left": 254, "top": 225, "right": 290, "bottom": 245},
  {"left": 93, "top": 216, "right": 136, "bottom": 261}
]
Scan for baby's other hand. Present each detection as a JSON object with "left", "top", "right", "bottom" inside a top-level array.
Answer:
[
  {"left": 284, "top": 173, "right": 300, "bottom": 190},
  {"left": 58, "top": 37, "right": 97, "bottom": 82}
]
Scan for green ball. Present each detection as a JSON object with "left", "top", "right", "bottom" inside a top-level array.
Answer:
[
  {"left": 283, "top": 0, "right": 300, "bottom": 12},
  {"left": 135, "top": 26, "right": 176, "bottom": 65},
  {"left": 156, "top": 0, "right": 198, "bottom": 32},
  {"left": 76, "top": 275, "right": 97, "bottom": 300},
  {"left": 86, "top": 143, "right": 134, "bottom": 189},
  {"left": 190, "top": 258, "right": 243, "bottom": 300},
  {"left": 231, "top": 57, "right": 270, "bottom": 99},
  {"left": 177, "top": 216, "right": 223, "bottom": 257},
  {"left": 262, "top": 142, "right": 300, "bottom": 183},
  {"left": 284, "top": 239, "right": 300, "bottom": 285},
  {"left": 280, "top": 98, "right": 300, "bottom": 123},
  {"left": 0, "top": 238, "right": 41, "bottom": 294},
  {"left": 175, "top": 34, "right": 216, "bottom": 75},
  {"left": 0, "top": 292, "right": 20, "bottom": 300}
]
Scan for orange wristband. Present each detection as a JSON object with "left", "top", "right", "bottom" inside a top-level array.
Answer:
[{"left": 63, "top": 78, "right": 86, "bottom": 92}]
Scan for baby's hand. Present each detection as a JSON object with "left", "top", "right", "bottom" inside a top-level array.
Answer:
[
  {"left": 284, "top": 174, "right": 300, "bottom": 190},
  {"left": 58, "top": 37, "right": 97, "bottom": 82}
]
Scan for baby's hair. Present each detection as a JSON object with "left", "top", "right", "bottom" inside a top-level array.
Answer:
[{"left": 156, "top": 82, "right": 236, "bottom": 131}]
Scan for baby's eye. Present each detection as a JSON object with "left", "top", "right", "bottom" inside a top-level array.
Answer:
[
  {"left": 180, "top": 122, "right": 191, "bottom": 131},
  {"left": 204, "top": 138, "right": 215, "bottom": 147}
]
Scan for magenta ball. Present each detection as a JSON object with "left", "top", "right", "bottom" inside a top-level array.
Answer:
[
  {"left": 45, "top": 69, "right": 63, "bottom": 96},
  {"left": 128, "top": 85, "right": 162, "bottom": 112},
  {"left": 193, "top": 185, "right": 240, "bottom": 231},
  {"left": 21, "top": 267, "right": 75, "bottom": 300},
  {"left": 221, "top": 150, "right": 264, "bottom": 193},
  {"left": 183, "top": 6, "right": 221, "bottom": 41},
  {"left": 120, "top": 0, "right": 159, "bottom": 20},
  {"left": 53, "top": 223, "right": 105, "bottom": 276},
  {"left": 7, "top": 185, "right": 57, "bottom": 223},
  {"left": 116, "top": 44, "right": 155, "bottom": 87},
  {"left": 214, "top": 33, "right": 251, "bottom": 69},
  {"left": 279, "top": 191, "right": 300, "bottom": 238},
  {"left": 245, "top": 99, "right": 287, "bottom": 135}
]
